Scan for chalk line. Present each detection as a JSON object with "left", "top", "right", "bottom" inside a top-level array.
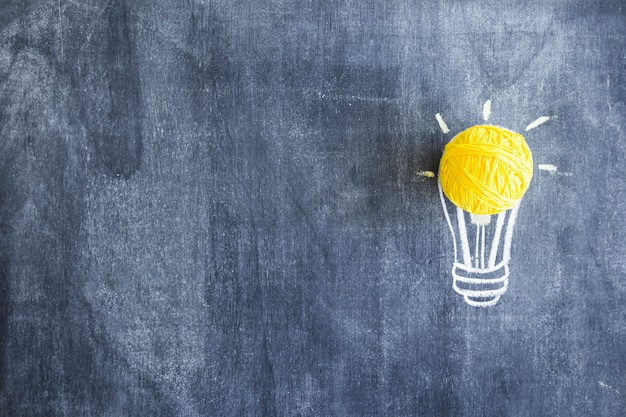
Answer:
[
  {"left": 483, "top": 100, "right": 491, "bottom": 121},
  {"left": 501, "top": 203, "right": 520, "bottom": 265},
  {"left": 488, "top": 211, "right": 506, "bottom": 268},
  {"left": 457, "top": 207, "right": 472, "bottom": 267},
  {"left": 474, "top": 223, "right": 480, "bottom": 268},
  {"left": 538, "top": 164, "right": 558, "bottom": 173},
  {"left": 438, "top": 181, "right": 459, "bottom": 272},
  {"left": 599, "top": 381, "right": 620, "bottom": 394},
  {"left": 435, "top": 113, "right": 450, "bottom": 134},
  {"left": 525, "top": 116, "right": 550, "bottom": 131}
]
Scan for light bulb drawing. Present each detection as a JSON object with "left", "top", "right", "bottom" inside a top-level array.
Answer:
[{"left": 433, "top": 101, "right": 551, "bottom": 307}]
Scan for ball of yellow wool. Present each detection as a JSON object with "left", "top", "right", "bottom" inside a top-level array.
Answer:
[{"left": 439, "top": 125, "right": 533, "bottom": 215}]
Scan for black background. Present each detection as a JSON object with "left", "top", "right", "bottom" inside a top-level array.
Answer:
[{"left": 0, "top": 0, "right": 625, "bottom": 416}]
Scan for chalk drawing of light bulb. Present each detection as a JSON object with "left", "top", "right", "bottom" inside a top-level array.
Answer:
[
  {"left": 433, "top": 101, "right": 550, "bottom": 307},
  {"left": 438, "top": 186, "right": 519, "bottom": 307}
]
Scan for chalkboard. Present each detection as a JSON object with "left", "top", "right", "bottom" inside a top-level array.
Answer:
[{"left": 0, "top": 0, "right": 625, "bottom": 416}]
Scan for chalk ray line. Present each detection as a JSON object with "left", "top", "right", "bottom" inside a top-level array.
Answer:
[
  {"left": 435, "top": 113, "right": 450, "bottom": 134},
  {"left": 483, "top": 100, "right": 491, "bottom": 121},
  {"left": 525, "top": 116, "right": 550, "bottom": 131},
  {"left": 538, "top": 164, "right": 558, "bottom": 172}
]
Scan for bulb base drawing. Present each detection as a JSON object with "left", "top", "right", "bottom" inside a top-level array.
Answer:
[{"left": 452, "top": 262, "right": 509, "bottom": 307}]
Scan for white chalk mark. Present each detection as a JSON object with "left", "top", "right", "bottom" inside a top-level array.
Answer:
[
  {"left": 474, "top": 224, "right": 480, "bottom": 268},
  {"left": 539, "top": 164, "right": 573, "bottom": 176},
  {"left": 483, "top": 100, "right": 491, "bottom": 121},
  {"left": 501, "top": 203, "right": 520, "bottom": 265},
  {"left": 538, "top": 164, "right": 558, "bottom": 173},
  {"left": 480, "top": 224, "right": 486, "bottom": 269},
  {"left": 439, "top": 181, "right": 459, "bottom": 271},
  {"left": 456, "top": 207, "right": 471, "bottom": 267},
  {"left": 451, "top": 261, "right": 510, "bottom": 306},
  {"left": 469, "top": 214, "right": 491, "bottom": 270},
  {"left": 599, "top": 381, "right": 620, "bottom": 394},
  {"left": 416, "top": 170, "right": 436, "bottom": 178},
  {"left": 525, "top": 116, "right": 550, "bottom": 131},
  {"left": 435, "top": 113, "right": 450, "bottom": 134},
  {"left": 464, "top": 294, "right": 501, "bottom": 307},
  {"left": 488, "top": 211, "right": 506, "bottom": 268}
]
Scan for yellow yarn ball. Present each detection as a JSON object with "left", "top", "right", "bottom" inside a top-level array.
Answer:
[{"left": 439, "top": 125, "right": 533, "bottom": 215}]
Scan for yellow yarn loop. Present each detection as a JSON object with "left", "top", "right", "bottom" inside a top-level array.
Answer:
[{"left": 439, "top": 125, "right": 533, "bottom": 215}]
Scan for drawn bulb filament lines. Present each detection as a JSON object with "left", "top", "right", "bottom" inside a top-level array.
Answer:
[{"left": 439, "top": 182, "right": 519, "bottom": 307}]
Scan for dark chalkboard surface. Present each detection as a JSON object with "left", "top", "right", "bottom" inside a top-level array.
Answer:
[{"left": 1, "top": 0, "right": 625, "bottom": 416}]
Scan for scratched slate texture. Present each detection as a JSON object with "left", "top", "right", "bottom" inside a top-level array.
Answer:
[{"left": 0, "top": 0, "right": 625, "bottom": 416}]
